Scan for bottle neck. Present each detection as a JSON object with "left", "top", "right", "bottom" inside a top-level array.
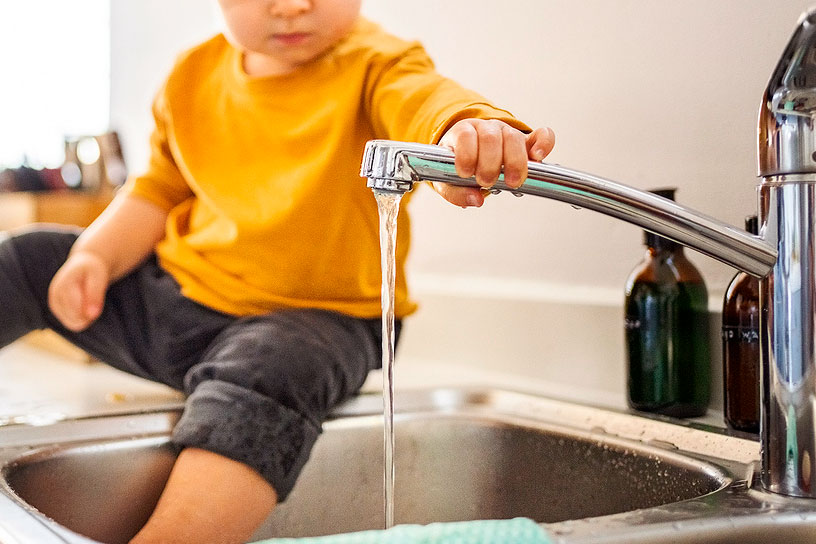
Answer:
[
  {"left": 646, "top": 243, "right": 683, "bottom": 257},
  {"left": 644, "top": 231, "right": 681, "bottom": 253}
]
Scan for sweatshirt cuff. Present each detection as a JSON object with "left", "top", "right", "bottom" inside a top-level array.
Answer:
[{"left": 430, "top": 102, "right": 532, "bottom": 144}]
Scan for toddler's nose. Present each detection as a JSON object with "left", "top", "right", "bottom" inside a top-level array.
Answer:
[{"left": 269, "top": 0, "right": 312, "bottom": 18}]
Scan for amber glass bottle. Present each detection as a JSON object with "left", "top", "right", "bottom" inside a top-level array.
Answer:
[
  {"left": 624, "top": 189, "right": 711, "bottom": 418},
  {"left": 721, "top": 216, "right": 760, "bottom": 433}
]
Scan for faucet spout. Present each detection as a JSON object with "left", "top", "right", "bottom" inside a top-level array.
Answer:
[{"left": 361, "top": 139, "right": 776, "bottom": 277}]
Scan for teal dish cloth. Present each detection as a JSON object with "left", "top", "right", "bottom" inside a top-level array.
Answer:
[{"left": 257, "top": 518, "right": 552, "bottom": 544}]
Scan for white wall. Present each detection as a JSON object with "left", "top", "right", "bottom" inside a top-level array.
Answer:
[
  {"left": 109, "top": 1, "right": 813, "bottom": 407},
  {"left": 109, "top": 0, "right": 220, "bottom": 172},
  {"left": 363, "top": 0, "right": 810, "bottom": 296}
]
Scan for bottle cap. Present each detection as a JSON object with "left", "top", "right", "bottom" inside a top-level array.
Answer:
[
  {"left": 745, "top": 215, "right": 758, "bottom": 236},
  {"left": 644, "top": 188, "right": 680, "bottom": 250}
]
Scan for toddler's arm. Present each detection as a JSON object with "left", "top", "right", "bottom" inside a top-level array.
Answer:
[
  {"left": 435, "top": 121, "right": 555, "bottom": 207},
  {"left": 48, "top": 194, "right": 168, "bottom": 331}
]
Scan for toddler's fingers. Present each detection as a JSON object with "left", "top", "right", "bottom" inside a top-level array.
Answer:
[
  {"left": 49, "top": 276, "right": 84, "bottom": 331},
  {"left": 502, "top": 126, "right": 528, "bottom": 188},
  {"left": 526, "top": 127, "right": 556, "bottom": 161},
  {"left": 432, "top": 182, "right": 484, "bottom": 208},
  {"left": 440, "top": 120, "right": 478, "bottom": 179},
  {"left": 81, "top": 267, "right": 106, "bottom": 323},
  {"left": 475, "top": 120, "right": 504, "bottom": 187}
]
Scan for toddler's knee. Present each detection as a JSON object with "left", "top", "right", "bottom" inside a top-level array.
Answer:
[
  {"left": 4, "top": 227, "right": 79, "bottom": 259},
  {"left": 0, "top": 228, "right": 78, "bottom": 343},
  {"left": 1, "top": 228, "right": 76, "bottom": 279},
  {"left": 183, "top": 356, "right": 326, "bottom": 425},
  {"left": 0, "top": 226, "right": 78, "bottom": 295}
]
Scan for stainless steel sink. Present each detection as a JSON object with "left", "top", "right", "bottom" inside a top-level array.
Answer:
[{"left": 0, "top": 388, "right": 814, "bottom": 544}]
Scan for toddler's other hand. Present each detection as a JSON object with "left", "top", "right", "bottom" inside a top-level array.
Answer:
[
  {"left": 48, "top": 251, "right": 110, "bottom": 332},
  {"left": 435, "top": 120, "right": 555, "bottom": 207}
]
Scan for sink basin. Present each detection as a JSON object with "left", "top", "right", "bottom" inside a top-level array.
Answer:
[
  {"left": 4, "top": 415, "right": 725, "bottom": 543},
  {"left": 0, "top": 387, "right": 800, "bottom": 544}
]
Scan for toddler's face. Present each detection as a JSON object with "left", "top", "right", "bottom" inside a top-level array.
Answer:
[{"left": 218, "top": 0, "right": 362, "bottom": 76}]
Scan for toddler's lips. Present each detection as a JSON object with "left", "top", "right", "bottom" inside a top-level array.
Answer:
[{"left": 272, "top": 32, "right": 312, "bottom": 46}]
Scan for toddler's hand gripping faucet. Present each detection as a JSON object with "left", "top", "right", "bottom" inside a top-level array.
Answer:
[{"left": 361, "top": 8, "right": 816, "bottom": 498}]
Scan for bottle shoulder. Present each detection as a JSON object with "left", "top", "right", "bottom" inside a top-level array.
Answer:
[
  {"left": 625, "top": 249, "right": 706, "bottom": 292},
  {"left": 725, "top": 272, "right": 759, "bottom": 295},
  {"left": 723, "top": 272, "right": 760, "bottom": 315},
  {"left": 667, "top": 251, "right": 705, "bottom": 283}
]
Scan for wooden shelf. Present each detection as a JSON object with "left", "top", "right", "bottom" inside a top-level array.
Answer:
[{"left": 0, "top": 189, "right": 113, "bottom": 230}]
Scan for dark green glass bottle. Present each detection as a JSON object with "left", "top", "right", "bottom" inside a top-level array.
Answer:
[{"left": 624, "top": 189, "right": 711, "bottom": 418}]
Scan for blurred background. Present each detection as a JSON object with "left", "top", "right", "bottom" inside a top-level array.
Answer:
[{"left": 1, "top": 0, "right": 812, "bottom": 407}]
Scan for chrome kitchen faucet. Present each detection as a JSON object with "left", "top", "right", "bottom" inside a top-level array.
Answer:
[{"left": 361, "top": 8, "right": 816, "bottom": 498}]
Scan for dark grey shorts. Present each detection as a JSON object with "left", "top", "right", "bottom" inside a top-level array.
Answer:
[{"left": 0, "top": 227, "right": 399, "bottom": 500}]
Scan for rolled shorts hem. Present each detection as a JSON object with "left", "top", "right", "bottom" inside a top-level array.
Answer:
[{"left": 171, "top": 380, "right": 321, "bottom": 501}]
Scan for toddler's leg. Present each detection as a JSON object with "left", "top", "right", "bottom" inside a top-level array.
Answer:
[
  {"left": 131, "top": 309, "right": 386, "bottom": 544},
  {"left": 130, "top": 446, "right": 276, "bottom": 544},
  {"left": 0, "top": 226, "right": 233, "bottom": 385},
  {"left": 0, "top": 228, "right": 78, "bottom": 346}
]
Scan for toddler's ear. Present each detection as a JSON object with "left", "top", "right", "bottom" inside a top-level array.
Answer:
[{"left": 526, "top": 127, "right": 555, "bottom": 161}]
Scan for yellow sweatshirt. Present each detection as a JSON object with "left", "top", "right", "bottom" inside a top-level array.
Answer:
[{"left": 123, "top": 17, "right": 529, "bottom": 318}]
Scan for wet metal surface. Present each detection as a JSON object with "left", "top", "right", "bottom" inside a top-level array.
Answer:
[{"left": 0, "top": 388, "right": 812, "bottom": 543}]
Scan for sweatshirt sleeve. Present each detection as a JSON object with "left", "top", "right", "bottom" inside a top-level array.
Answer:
[
  {"left": 120, "top": 83, "right": 194, "bottom": 211},
  {"left": 365, "top": 44, "right": 532, "bottom": 144}
]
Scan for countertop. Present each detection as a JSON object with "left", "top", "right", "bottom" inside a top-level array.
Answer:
[{"left": 0, "top": 332, "right": 730, "bottom": 430}]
